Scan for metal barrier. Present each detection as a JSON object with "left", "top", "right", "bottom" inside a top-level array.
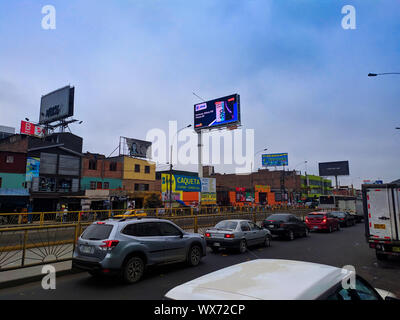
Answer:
[{"left": 0, "top": 208, "right": 314, "bottom": 272}]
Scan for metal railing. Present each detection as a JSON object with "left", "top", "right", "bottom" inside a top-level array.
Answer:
[{"left": 0, "top": 207, "right": 315, "bottom": 272}]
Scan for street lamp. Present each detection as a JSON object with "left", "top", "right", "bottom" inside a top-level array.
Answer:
[
  {"left": 169, "top": 124, "right": 192, "bottom": 210},
  {"left": 368, "top": 72, "right": 400, "bottom": 77}
]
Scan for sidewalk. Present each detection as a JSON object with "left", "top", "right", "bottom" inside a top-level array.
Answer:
[{"left": 0, "top": 261, "right": 78, "bottom": 289}]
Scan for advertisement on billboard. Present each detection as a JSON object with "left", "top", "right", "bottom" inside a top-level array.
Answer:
[
  {"left": 162, "top": 174, "right": 201, "bottom": 193},
  {"left": 262, "top": 153, "right": 289, "bottom": 167},
  {"left": 20, "top": 121, "right": 45, "bottom": 137},
  {"left": 194, "top": 94, "right": 240, "bottom": 131},
  {"left": 123, "top": 137, "right": 152, "bottom": 159},
  {"left": 319, "top": 161, "right": 350, "bottom": 176},
  {"left": 201, "top": 193, "right": 217, "bottom": 204},
  {"left": 39, "top": 86, "right": 75, "bottom": 124},
  {"left": 200, "top": 178, "right": 216, "bottom": 193},
  {"left": 26, "top": 157, "right": 40, "bottom": 182}
]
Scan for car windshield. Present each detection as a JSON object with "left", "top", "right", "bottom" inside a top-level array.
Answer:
[
  {"left": 307, "top": 214, "right": 325, "bottom": 219},
  {"left": 266, "top": 214, "right": 290, "bottom": 221},
  {"left": 332, "top": 212, "right": 346, "bottom": 218},
  {"left": 81, "top": 224, "right": 113, "bottom": 240},
  {"left": 215, "top": 221, "right": 238, "bottom": 230}
]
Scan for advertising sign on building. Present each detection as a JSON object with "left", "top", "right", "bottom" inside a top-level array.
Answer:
[
  {"left": 123, "top": 137, "right": 152, "bottom": 159},
  {"left": 200, "top": 178, "right": 216, "bottom": 193},
  {"left": 26, "top": 157, "right": 40, "bottom": 182},
  {"left": 20, "top": 121, "right": 45, "bottom": 137},
  {"left": 201, "top": 192, "right": 217, "bottom": 204},
  {"left": 262, "top": 153, "right": 289, "bottom": 167},
  {"left": 194, "top": 94, "right": 241, "bottom": 131},
  {"left": 318, "top": 161, "right": 350, "bottom": 176},
  {"left": 39, "top": 86, "right": 75, "bottom": 124}
]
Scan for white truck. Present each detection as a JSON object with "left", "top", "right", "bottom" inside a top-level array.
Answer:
[{"left": 362, "top": 184, "right": 400, "bottom": 260}]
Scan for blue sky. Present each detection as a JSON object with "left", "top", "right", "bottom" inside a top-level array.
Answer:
[{"left": 0, "top": 0, "right": 399, "bottom": 187}]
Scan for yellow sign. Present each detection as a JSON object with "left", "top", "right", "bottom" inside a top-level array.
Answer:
[
  {"left": 374, "top": 224, "right": 386, "bottom": 230},
  {"left": 255, "top": 185, "right": 271, "bottom": 193},
  {"left": 201, "top": 192, "right": 217, "bottom": 204}
]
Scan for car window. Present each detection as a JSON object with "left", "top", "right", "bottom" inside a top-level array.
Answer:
[
  {"left": 159, "top": 222, "right": 182, "bottom": 236},
  {"left": 240, "top": 222, "right": 251, "bottom": 232},
  {"left": 266, "top": 214, "right": 290, "bottom": 221},
  {"left": 122, "top": 222, "right": 161, "bottom": 237},
  {"left": 249, "top": 222, "right": 260, "bottom": 230},
  {"left": 215, "top": 221, "right": 238, "bottom": 230},
  {"left": 81, "top": 224, "right": 113, "bottom": 240},
  {"left": 326, "top": 278, "right": 381, "bottom": 301}
]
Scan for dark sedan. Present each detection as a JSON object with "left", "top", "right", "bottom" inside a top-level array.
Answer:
[
  {"left": 261, "top": 214, "right": 309, "bottom": 240},
  {"left": 330, "top": 211, "right": 356, "bottom": 227}
]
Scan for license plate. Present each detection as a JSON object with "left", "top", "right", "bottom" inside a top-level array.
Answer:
[
  {"left": 313, "top": 226, "right": 319, "bottom": 230},
  {"left": 269, "top": 225, "right": 275, "bottom": 228},
  {"left": 80, "top": 245, "right": 94, "bottom": 254},
  {"left": 393, "top": 247, "right": 400, "bottom": 253},
  {"left": 374, "top": 224, "right": 386, "bottom": 230},
  {"left": 213, "top": 243, "right": 220, "bottom": 247}
]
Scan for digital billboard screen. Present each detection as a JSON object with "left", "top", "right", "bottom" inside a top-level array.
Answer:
[
  {"left": 194, "top": 94, "right": 240, "bottom": 131},
  {"left": 262, "top": 153, "right": 289, "bottom": 167},
  {"left": 39, "top": 86, "right": 75, "bottom": 124},
  {"left": 319, "top": 161, "right": 350, "bottom": 176}
]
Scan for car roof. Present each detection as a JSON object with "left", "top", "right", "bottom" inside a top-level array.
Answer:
[
  {"left": 165, "top": 259, "right": 352, "bottom": 300},
  {"left": 98, "top": 218, "right": 175, "bottom": 228},
  {"left": 216, "top": 219, "right": 251, "bottom": 223}
]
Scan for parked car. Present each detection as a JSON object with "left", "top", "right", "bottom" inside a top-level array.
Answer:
[
  {"left": 72, "top": 218, "right": 206, "bottom": 284},
  {"left": 261, "top": 213, "right": 309, "bottom": 240},
  {"left": 305, "top": 212, "right": 340, "bottom": 233},
  {"left": 165, "top": 259, "right": 398, "bottom": 300},
  {"left": 330, "top": 211, "right": 356, "bottom": 227},
  {"left": 204, "top": 219, "right": 272, "bottom": 253}
]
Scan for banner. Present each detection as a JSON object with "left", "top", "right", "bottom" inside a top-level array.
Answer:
[
  {"left": 262, "top": 153, "right": 289, "bottom": 167},
  {"left": 201, "top": 178, "right": 216, "bottom": 193},
  {"left": 20, "top": 121, "right": 45, "bottom": 137},
  {"left": 26, "top": 157, "right": 40, "bottom": 182},
  {"left": 201, "top": 192, "right": 217, "bottom": 204},
  {"left": 124, "top": 137, "right": 152, "bottom": 159}
]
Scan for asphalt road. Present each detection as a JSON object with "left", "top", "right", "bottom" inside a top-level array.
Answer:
[{"left": 0, "top": 222, "right": 399, "bottom": 300}]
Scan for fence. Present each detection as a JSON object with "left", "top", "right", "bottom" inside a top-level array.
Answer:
[{"left": 0, "top": 208, "right": 314, "bottom": 272}]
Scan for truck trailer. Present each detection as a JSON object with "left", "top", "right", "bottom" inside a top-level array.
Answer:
[{"left": 362, "top": 184, "right": 400, "bottom": 261}]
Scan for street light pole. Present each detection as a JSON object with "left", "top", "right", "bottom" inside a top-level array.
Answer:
[
  {"left": 251, "top": 148, "right": 268, "bottom": 204},
  {"left": 169, "top": 124, "right": 192, "bottom": 211}
]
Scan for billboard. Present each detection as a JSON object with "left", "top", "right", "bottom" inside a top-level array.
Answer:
[
  {"left": 161, "top": 174, "right": 201, "bottom": 193},
  {"left": 194, "top": 94, "right": 240, "bottom": 131},
  {"left": 20, "top": 121, "right": 45, "bottom": 137},
  {"left": 26, "top": 157, "right": 40, "bottom": 182},
  {"left": 319, "top": 161, "right": 350, "bottom": 176},
  {"left": 262, "top": 153, "right": 289, "bottom": 167},
  {"left": 123, "top": 137, "right": 152, "bottom": 159},
  {"left": 200, "top": 178, "right": 216, "bottom": 193},
  {"left": 39, "top": 86, "right": 75, "bottom": 124}
]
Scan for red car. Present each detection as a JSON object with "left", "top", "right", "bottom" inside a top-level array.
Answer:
[{"left": 305, "top": 212, "right": 340, "bottom": 233}]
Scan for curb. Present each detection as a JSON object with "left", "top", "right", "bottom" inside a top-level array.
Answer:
[{"left": 0, "top": 268, "right": 84, "bottom": 290}]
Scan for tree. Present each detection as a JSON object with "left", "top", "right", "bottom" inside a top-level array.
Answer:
[{"left": 144, "top": 193, "right": 162, "bottom": 209}]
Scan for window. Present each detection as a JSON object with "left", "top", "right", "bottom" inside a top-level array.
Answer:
[
  {"left": 159, "top": 222, "right": 182, "bottom": 236},
  {"left": 90, "top": 181, "right": 96, "bottom": 190},
  {"left": 144, "top": 184, "right": 149, "bottom": 191},
  {"left": 89, "top": 159, "right": 97, "bottom": 170},
  {"left": 215, "top": 221, "right": 238, "bottom": 230},
  {"left": 134, "top": 184, "right": 139, "bottom": 191},
  {"left": 135, "top": 164, "right": 140, "bottom": 173},
  {"left": 326, "top": 278, "right": 381, "bottom": 301},
  {"left": 0, "top": 177, "right": 2, "bottom": 188},
  {"left": 109, "top": 162, "right": 117, "bottom": 172},
  {"left": 6, "top": 155, "right": 14, "bottom": 164},
  {"left": 240, "top": 222, "right": 251, "bottom": 232},
  {"left": 104, "top": 182, "right": 110, "bottom": 189},
  {"left": 81, "top": 224, "right": 114, "bottom": 240},
  {"left": 97, "top": 182, "right": 103, "bottom": 189},
  {"left": 249, "top": 222, "right": 260, "bottom": 231},
  {"left": 145, "top": 166, "right": 150, "bottom": 174},
  {"left": 122, "top": 222, "right": 161, "bottom": 237}
]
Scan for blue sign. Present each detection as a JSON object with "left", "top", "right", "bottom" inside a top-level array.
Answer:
[
  {"left": 262, "top": 153, "right": 289, "bottom": 167},
  {"left": 175, "top": 175, "right": 201, "bottom": 192}
]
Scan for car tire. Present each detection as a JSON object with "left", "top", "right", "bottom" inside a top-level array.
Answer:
[
  {"left": 287, "top": 230, "right": 295, "bottom": 241},
  {"left": 121, "top": 256, "right": 145, "bottom": 284},
  {"left": 376, "top": 250, "right": 388, "bottom": 261},
  {"left": 187, "top": 245, "right": 202, "bottom": 266},
  {"left": 239, "top": 239, "right": 247, "bottom": 253}
]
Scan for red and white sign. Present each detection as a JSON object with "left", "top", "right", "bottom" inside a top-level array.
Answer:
[{"left": 20, "top": 121, "right": 45, "bottom": 137}]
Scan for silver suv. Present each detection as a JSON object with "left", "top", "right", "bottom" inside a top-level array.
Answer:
[{"left": 72, "top": 218, "right": 206, "bottom": 284}]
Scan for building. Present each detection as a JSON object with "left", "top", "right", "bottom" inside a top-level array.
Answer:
[
  {"left": 301, "top": 175, "right": 333, "bottom": 200},
  {"left": 0, "top": 134, "right": 30, "bottom": 212},
  {"left": 0, "top": 126, "right": 15, "bottom": 141}
]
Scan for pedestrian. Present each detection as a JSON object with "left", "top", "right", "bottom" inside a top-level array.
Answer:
[{"left": 63, "top": 205, "right": 68, "bottom": 223}]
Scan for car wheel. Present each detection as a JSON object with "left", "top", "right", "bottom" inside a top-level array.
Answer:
[
  {"left": 288, "top": 230, "right": 295, "bottom": 241},
  {"left": 264, "top": 236, "right": 271, "bottom": 247},
  {"left": 121, "top": 256, "right": 145, "bottom": 284},
  {"left": 376, "top": 250, "right": 388, "bottom": 261},
  {"left": 239, "top": 239, "right": 247, "bottom": 253},
  {"left": 187, "top": 245, "right": 202, "bottom": 266}
]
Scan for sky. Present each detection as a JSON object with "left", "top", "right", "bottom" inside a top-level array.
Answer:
[{"left": 0, "top": 0, "right": 399, "bottom": 188}]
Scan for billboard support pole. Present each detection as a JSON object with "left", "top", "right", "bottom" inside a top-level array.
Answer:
[{"left": 198, "top": 131, "right": 203, "bottom": 210}]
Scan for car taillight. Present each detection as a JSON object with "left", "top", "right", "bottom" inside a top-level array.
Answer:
[
  {"left": 224, "top": 234, "right": 235, "bottom": 239},
  {"left": 99, "top": 240, "right": 119, "bottom": 250},
  {"left": 305, "top": 217, "right": 309, "bottom": 222},
  {"left": 280, "top": 223, "right": 286, "bottom": 228},
  {"left": 205, "top": 233, "right": 211, "bottom": 238},
  {"left": 323, "top": 218, "right": 327, "bottom": 223}
]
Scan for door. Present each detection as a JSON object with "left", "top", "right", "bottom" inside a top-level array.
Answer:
[
  {"left": 248, "top": 222, "right": 265, "bottom": 244},
  {"left": 393, "top": 188, "right": 400, "bottom": 241},
  {"left": 123, "top": 222, "right": 165, "bottom": 264},
  {"left": 240, "top": 221, "right": 256, "bottom": 245},
  {"left": 159, "top": 222, "right": 187, "bottom": 262},
  {"left": 367, "top": 188, "right": 393, "bottom": 240}
]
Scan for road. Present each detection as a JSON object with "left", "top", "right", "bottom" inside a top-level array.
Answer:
[{"left": 0, "top": 222, "right": 399, "bottom": 300}]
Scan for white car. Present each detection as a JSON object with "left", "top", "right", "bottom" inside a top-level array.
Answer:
[{"left": 165, "top": 259, "right": 398, "bottom": 300}]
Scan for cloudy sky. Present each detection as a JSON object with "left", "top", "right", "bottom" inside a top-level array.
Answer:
[{"left": 0, "top": 0, "right": 399, "bottom": 187}]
